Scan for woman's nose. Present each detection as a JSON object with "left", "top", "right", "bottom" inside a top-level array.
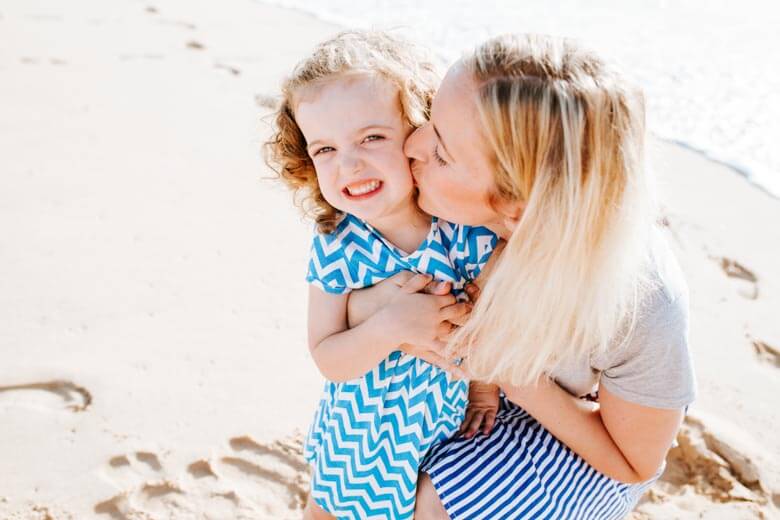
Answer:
[{"left": 403, "top": 124, "right": 427, "bottom": 161}]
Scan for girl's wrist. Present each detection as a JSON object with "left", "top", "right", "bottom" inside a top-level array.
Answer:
[{"left": 365, "top": 308, "right": 404, "bottom": 355}]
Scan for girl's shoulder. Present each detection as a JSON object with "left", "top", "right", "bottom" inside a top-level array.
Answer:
[
  {"left": 313, "top": 213, "right": 366, "bottom": 240},
  {"left": 310, "top": 214, "right": 379, "bottom": 253},
  {"left": 434, "top": 218, "right": 498, "bottom": 261},
  {"left": 307, "top": 214, "right": 373, "bottom": 294}
]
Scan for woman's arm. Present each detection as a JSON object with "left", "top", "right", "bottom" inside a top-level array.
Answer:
[
  {"left": 501, "top": 376, "right": 682, "bottom": 483},
  {"left": 463, "top": 268, "right": 685, "bottom": 483}
]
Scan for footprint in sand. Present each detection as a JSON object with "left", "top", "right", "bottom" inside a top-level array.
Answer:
[
  {"left": 95, "top": 433, "right": 309, "bottom": 520},
  {"left": 215, "top": 63, "right": 241, "bottom": 76},
  {"left": 186, "top": 40, "right": 205, "bottom": 51},
  {"left": 0, "top": 380, "right": 92, "bottom": 412},
  {"left": 255, "top": 94, "right": 278, "bottom": 110},
  {"left": 716, "top": 256, "right": 759, "bottom": 299},
  {"left": 635, "top": 413, "right": 776, "bottom": 519},
  {"left": 748, "top": 337, "right": 780, "bottom": 369}
]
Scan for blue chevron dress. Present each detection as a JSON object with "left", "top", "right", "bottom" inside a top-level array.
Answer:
[{"left": 304, "top": 214, "right": 497, "bottom": 520}]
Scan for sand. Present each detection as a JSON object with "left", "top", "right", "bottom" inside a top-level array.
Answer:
[{"left": 0, "top": 0, "right": 777, "bottom": 518}]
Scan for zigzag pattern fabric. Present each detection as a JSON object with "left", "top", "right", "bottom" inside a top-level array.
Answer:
[
  {"left": 304, "top": 214, "right": 497, "bottom": 519},
  {"left": 421, "top": 397, "right": 658, "bottom": 519},
  {"left": 306, "top": 214, "right": 496, "bottom": 297}
]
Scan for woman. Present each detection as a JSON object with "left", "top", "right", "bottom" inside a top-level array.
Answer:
[{"left": 348, "top": 34, "right": 695, "bottom": 519}]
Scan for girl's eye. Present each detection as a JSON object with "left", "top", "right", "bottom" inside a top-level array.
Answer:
[
  {"left": 363, "top": 134, "right": 384, "bottom": 143},
  {"left": 313, "top": 146, "right": 335, "bottom": 156},
  {"left": 433, "top": 145, "right": 448, "bottom": 167}
]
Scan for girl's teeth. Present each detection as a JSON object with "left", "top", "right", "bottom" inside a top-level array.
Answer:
[{"left": 349, "top": 181, "right": 380, "bottom": 195}]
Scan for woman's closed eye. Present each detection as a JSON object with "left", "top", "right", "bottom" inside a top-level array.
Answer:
[{"left": 433, "top": 144, "right": 448, "bottom": 166}]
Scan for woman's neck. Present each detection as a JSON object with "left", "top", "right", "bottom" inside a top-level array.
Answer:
[
  {"left": 487, "top": 220, "right": 513, "bottom": 241},
  {"left": 367, "top": 199, "right": 431, "bottom": 254}
]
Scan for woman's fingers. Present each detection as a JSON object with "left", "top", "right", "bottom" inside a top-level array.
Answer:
[
  {"left": 405, "top": 340, "right": 467, "bottom": 379},
  {"left": 464, "top": 283, "right": 481, "bottom": 302},
  {"left": 400, "top": 273, "right": 433, "bottom": 294},
  {"left": 439, "top": 302, "right": 472, "bottom": 322},
  {"left": 434, "top": 293, "right": 457, "bottom": 308},
  {"left": 436, "top": 321, "right": 454, "bottom": 340},
  {"left": 422, "top": 280, "right": 452, "bottom": 295}
]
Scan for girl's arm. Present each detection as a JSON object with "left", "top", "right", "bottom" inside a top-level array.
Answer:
[
  {"left": 501, "top": 377, "right": 682, "bottom": 483},
  {"left": 308, "top": 286, "right": 400, "bottom": 382},
  {"left": 309, "top": 276, "right": 470, "bottom": 383}
]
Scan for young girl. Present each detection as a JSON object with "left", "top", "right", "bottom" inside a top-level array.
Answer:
[{"left": 266, "top": 31, "right": 498, "bottom": 519}]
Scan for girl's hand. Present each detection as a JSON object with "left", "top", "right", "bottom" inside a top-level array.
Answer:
[
  {"left": 378, "top": 274, "right": 471, "bottom": 351},
  {"left": 347, "top": 271, "right": 453, "bottom": 328},
  {"left": 460, "top": 382, "right": 501, "bottom": 438}
]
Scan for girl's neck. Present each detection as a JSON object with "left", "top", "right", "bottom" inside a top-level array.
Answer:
[{"left": 366, "top": 199, "right": 431, "bottom": 254}]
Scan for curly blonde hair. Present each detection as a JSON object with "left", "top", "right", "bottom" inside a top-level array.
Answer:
[{"left": 264, "top": 30, "right": 439, "bottom": 233}]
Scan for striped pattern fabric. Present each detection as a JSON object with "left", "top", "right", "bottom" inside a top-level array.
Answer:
[
  {"left": 304, "top": 214, "right": 497, "bottom": 519},
  {"left": 421, "top": 397, "right": 658, "bottom": 520}
]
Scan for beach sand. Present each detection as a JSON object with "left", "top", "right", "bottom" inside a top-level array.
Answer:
[{"left": 0, "top": 1, "right": 777, "bottom": 518}]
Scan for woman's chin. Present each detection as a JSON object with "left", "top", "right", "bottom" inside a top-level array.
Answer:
[
  {"left": 416, "top": 193, "right": 440, "bottom": 219},
  {"left": 419, "top": 195, "right": 462, "bottom": 224}
]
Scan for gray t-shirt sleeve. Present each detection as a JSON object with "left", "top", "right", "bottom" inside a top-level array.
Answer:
[{"left": 600, "top": 279, "right": 696, "bottom": 409}]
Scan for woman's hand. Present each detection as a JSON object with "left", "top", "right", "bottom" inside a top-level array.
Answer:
[
  {"left": 398, "top": 343, "right": 466, "bottom": 379},
  {"left": 460, "top": 382, "right": 501, "bottom": 438}
]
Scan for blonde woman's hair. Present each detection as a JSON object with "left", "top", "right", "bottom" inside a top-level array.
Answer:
[
  {"left": 265, "top": 30, "right": 439, "bottom": 233},
  {"left": 451, "top": 34, "right": 656, "bottom": 386}
]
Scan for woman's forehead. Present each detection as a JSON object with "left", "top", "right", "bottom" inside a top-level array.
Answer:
[{"left": 433, "top": 63, "right": 489, "bottom": 160}]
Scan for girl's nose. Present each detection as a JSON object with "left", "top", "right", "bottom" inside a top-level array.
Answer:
[
  {"left": 403, "top": 124, "right": 427, "bottom": 161},
  {"left": 339, "top": 151, "right": 363, "bottom": 175}
]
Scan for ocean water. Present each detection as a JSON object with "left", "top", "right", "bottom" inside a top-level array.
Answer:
[{"left": 259, "top": 0, "right": 780, "bottom": 198}]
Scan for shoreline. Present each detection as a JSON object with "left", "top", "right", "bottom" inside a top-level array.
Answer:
[{"left": 253, "top": 0, "right": 780, "bottom": 200}]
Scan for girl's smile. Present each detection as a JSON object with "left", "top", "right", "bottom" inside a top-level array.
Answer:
[{"left": 343, "top": 179, "right": 383, "bottom": 199}]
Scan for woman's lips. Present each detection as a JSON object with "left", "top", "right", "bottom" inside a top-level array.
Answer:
[{"left": 343, "top": 179, "right": 383, "bottom": 199}]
